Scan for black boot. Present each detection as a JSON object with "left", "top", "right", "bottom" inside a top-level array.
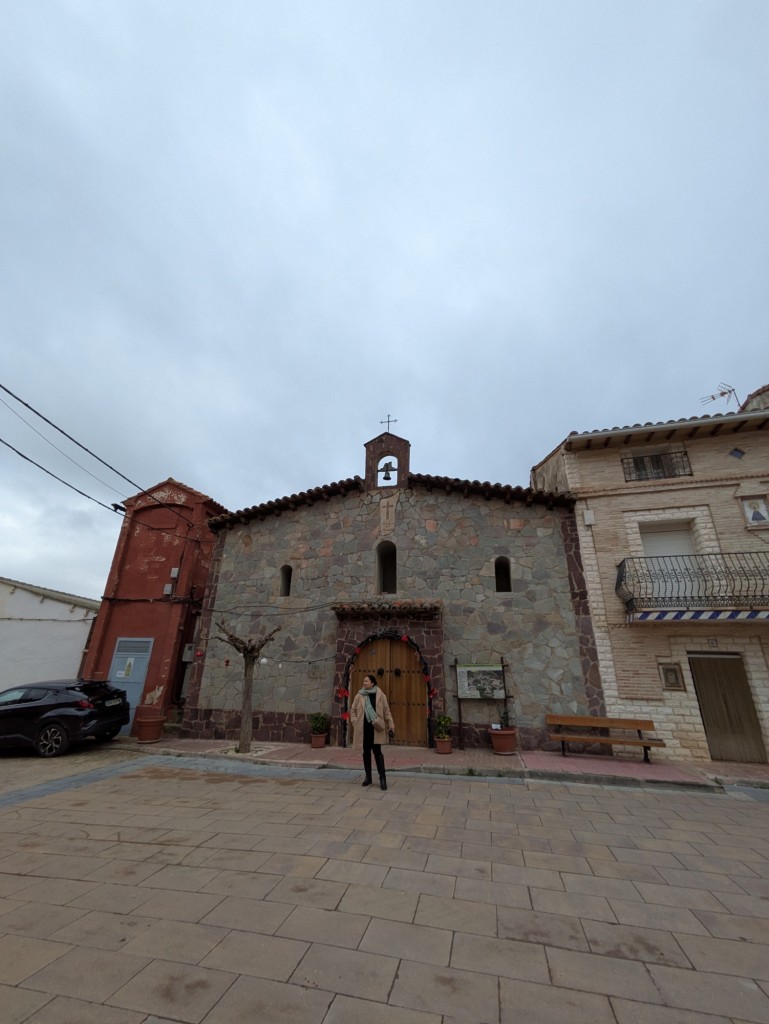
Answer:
[
  {"left": 373, "top": 746, "right": 387, "bottom": 790},
  {"left": 362, "top": 749, "right": 373, "bottom": 787}
]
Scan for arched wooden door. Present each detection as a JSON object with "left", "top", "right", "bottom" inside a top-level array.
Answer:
[{"left": 351, "top": 638, "right": 428, "bottom": 746}]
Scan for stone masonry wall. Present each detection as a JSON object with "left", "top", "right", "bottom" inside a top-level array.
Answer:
[{"left": 183, "top": 486, "right": 599, "bottom": 746}]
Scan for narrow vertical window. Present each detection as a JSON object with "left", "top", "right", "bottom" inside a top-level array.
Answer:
[
  {"left": 377, "top": 541, "right": 397, "bottom": 594},
  {"left": 279, "top": 565, "right": 292, "bottom": 597},
  {"left": 495, "top": 556, "right": 511, "bottom": 593}
]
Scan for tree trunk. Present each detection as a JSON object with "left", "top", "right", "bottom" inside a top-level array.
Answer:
[{"left": 237, "top": 654, "right": 256, "bottom": 753}]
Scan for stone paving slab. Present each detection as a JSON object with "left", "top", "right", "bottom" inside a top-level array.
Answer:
[
  {"left": 1, "top": 749, "right": 769, "bottom": 1023},
  {"left": 43, "top": 733, "right": 769, "bottom": 793}
]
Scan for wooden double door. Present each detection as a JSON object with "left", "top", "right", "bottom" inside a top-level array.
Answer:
[
  {"left": 689, "top": 654, "right": 767, "bottom": 763},
  {"left": 350, "top": 638, "right": 428, "bottom": 746}
]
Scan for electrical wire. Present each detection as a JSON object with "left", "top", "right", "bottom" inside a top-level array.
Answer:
[
  {"left": 0, "top": 394, "right": 126, "bottom": 499},
  {"left": 0, "top": 433, "right": 204, "bottom": 547},
  {"left": 0, "top": 616, "right": 97, "bottom": 623},
  {"left": 0, "top": 381, "right": 198, "bottom": 529},
  {"left": 0, "top": 435, "right": 119, "bottom": 513},
  {"left": 211, "top": 600, "right": 347, "bottom": 617}
]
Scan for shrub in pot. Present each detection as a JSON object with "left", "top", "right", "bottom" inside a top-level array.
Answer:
[
  {"left": 309, "top": 712, "right": 331, "bottom": 748},
  {"left": 488, "top": 706, "right": 517, "bottom": 755},
  {"left": 434, "top": 714, "right": 453, "bottom": 754}
]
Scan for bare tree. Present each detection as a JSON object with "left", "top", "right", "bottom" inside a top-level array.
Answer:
[{"left": 214, "top": 620, "right": 281, "bottom": 753}]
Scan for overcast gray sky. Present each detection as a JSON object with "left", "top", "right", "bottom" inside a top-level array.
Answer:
[{"left": 1, "top": 0, "right": 767, "bottom": 600}]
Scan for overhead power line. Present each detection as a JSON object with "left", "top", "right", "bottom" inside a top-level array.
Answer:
[
  {"left": 0, "top": 435, "right": 118, "bottom": 513},
  {"left": 1, "top": 433, "right": 206, "bottom": 546},
  {"left": 0, "top": 393, "right": 126, "bottom": 498},
  {"left": 0, "top": 381, "right": 197, "bottom": 529}
]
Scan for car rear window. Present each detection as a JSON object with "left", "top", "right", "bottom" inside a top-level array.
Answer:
[
  {"left": 77, "top": 682, "right": 122, "bottom": 698},
  {"left": 76, "top": 679, "right": 112, "bottom": 696}
]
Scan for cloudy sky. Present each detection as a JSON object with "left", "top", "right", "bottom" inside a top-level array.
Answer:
[{"left": 1, "top": 0, "right": 767, "bottom": 600}]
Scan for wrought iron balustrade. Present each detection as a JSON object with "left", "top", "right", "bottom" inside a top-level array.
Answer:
[
  {"left": 616, "top": 552, "right": 769, "bottom": 611},
  {"left": 621, "top": 451, "right": 692, "bottom": 482}
]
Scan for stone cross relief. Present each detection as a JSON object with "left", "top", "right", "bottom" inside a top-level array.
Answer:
[{"left": 380, "top": 492, "right": 398, "bottom": 535}]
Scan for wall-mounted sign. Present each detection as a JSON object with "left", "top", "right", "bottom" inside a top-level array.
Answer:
[{"left": 457, "top": 666, "right": 505, "bottom": 700}]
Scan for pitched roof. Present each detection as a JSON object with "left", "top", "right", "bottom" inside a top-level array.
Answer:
[
  {"left": 563, "top": 406, "right": 769, "bottom": 452},
  {"left": 124, "top": 478, "right": 229, "bottom": 515},
  {"left": 209, "top": 477, "right": 366, "bottom": 530},
  {"left": 208, "top": 472, "right": 571, "bottom": 531},
  {"left": 740, "top": 384, "right": 769, "bottom": 412},
  {"left": 0, "top": 576, "right": 100, "bottom": 610},
  {"left": 408, "top": 473, "right": 571, "bottom": 507}
]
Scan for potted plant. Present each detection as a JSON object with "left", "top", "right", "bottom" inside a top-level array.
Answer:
[
  {"left": 434, "top": 715, "right": 453, "bottom": 754},
  {"left": 309, "top": 712, "right": 331, "bottom": 748},
  {"left": 488, "top": 706, "right": 517, "bottom": 755}
]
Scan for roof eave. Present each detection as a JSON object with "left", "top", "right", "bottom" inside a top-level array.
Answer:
[{"left": 564, "top": 409, "right": 769, "bottom": 451}]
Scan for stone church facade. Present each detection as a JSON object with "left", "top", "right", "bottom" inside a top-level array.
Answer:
[{"left": 182, "top": 433, "right": 603, "bottom": 748}]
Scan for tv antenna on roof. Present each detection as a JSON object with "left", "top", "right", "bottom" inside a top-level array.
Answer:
[{"left": 700, "top": 383, "right": 741, "bottom": 407}]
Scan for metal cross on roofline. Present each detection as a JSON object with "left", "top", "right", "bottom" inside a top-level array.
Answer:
[{"left": 380, "top": 414, "right": 398, "bottom": 431}]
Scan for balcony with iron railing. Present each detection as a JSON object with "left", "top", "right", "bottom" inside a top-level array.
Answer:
[{"left": 616, "top": 552, "right": 769, "bottom": 613}]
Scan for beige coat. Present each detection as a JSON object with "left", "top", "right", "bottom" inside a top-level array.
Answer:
[{"left": 349, "top": 687, "right": 395, "bottom": 750}]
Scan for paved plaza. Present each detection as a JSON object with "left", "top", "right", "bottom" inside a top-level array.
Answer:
[{"left": 1, "top": 745, "right": 769, "bottom": 1023}]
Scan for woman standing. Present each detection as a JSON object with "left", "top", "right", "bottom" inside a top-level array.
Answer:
[{"left": 349, "top": 673, "right": 395, "bottom": 790}]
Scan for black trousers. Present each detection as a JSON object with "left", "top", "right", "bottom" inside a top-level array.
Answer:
[{"left": 363, "top": 736, "right": 386, "bottom": 780}]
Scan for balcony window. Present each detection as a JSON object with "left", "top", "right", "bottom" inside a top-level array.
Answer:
[{"left": 621, "top": 451, "right": 692, "bottom": 482}]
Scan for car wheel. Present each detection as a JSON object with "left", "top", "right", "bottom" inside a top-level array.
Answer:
[
  {"left": 95, "top": 729, "right": 119, "bottom": 743},
  {"left": 34, "top": 723, "right": 71, "bottom": 757}
]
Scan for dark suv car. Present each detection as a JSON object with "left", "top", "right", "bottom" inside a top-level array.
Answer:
[{"left": 0, "top": 680, "right": 130, "bottom": 757}]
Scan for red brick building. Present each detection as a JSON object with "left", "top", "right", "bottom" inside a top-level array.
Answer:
[{"left": 81, "top": 479, "right": 226, "bottom": 731}]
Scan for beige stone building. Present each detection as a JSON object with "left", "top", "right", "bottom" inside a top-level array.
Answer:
[{"left": 532, "top": 384, "right": 769, "bottom": 763}]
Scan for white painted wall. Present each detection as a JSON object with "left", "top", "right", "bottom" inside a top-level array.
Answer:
[{"left": 0, "top": 580, "right": 98, "bottom": 686}]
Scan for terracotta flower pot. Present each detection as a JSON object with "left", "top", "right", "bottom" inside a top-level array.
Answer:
[
  {"left": 488, "top": 728, "right": 517, "bottom": 755},
  {"left": 133, "top": 705, "right": 166, "bottom": 744},
  {"left": 434, "top": 737, "right": 452, "bottom": 754},
  {"left": 310, "top": 733, "right": 328, "bottom": 748}
]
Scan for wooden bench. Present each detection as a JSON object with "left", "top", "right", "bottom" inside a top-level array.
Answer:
[{"left": 545, "top": 714, "right": 666, "bottom": 764}]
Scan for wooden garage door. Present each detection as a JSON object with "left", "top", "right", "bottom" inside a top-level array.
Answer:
[
  {"left": 350, "top": 638, "right": 428, "bottom": 746},
  {"left": 689, "top": 655, "right": 767, "bottom": 763}
]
